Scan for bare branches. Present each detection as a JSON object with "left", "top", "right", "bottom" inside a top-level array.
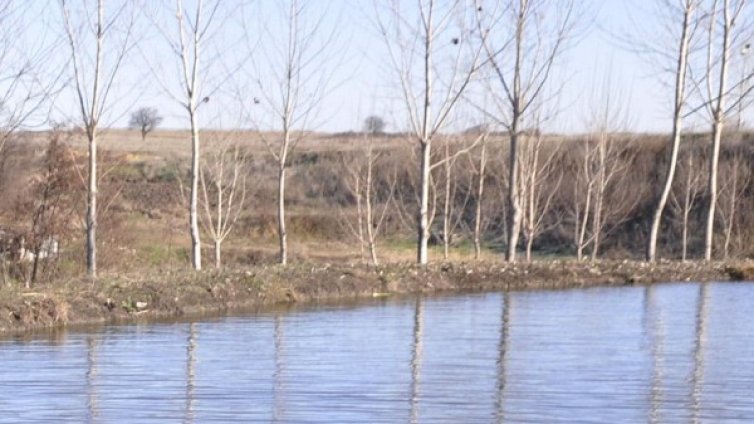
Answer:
[
  {"left": 646, "top": 0, "right": 698, "bottom": 262},
  {"left": 376, "top": 0, "right": 484, "bottom": 264},
  {"left": 148, "top": 0, "right": 230, "bottom": 271},
  {"left": 198, "top": 134, "right": 248, "bottom": 268},
  {"left": 240, "top": 0, "right": 343, "bottom": 265},
  {"left": 59, "top": 0, "right": 137, "bottom": 278},
  {"left": 0, "top": 3, "right": 60, "bottom": 154},
  {"left": 477, "top": 0, "right": 581, "bottom": 262}
]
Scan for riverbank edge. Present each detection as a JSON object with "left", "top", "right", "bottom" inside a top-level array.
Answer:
[{"left": 1, "top": 260, "right": 751, "bottom": 336}]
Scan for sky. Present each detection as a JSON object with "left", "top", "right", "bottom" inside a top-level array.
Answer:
[{"left": 5, "top": 0, "right": 754, "bottom": 135}]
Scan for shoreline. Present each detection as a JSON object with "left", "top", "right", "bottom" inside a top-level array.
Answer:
[{"left": 1, "top": 260, "right": 750, "bottom": 336}]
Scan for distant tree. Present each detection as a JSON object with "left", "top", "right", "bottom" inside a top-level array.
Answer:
[
  {"left": 129, "top": 107, "right": 163, "bottom": 141},
  {"left": 363, "top": 115, "right": 386, "bottom": 135}
]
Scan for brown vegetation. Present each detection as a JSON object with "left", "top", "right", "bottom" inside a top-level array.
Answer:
[
  {"left": 3, "top": 130, "right": 754, "bottom": 278},
  {"left": 0, "top": 127, "right": 753, "bottom": 332}
]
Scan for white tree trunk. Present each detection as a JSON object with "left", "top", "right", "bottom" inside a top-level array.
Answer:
[
  {"left": 365, "top": 147, "right": 379, "bottom": 266},
  {"left": 278, "top": 163, "right": 287, "bottom": 265},
  {"left": 506, "top": 130, "right": 521, "bottom": 262},
  {"left": 442, "top": 143, "right": 452, "bottom": 260},
  {"left": 86, "top": 127, "right": 97, "bottom": 278},
  {"left": 647, "top": 1, "right": 694, "bottom": 262},
  {"left": 417, "top": 141, "right": 431, "bottom": 264},
  {"left": 590, "top": 142, "right": 606, "bottom": 261},
  {"left": 473, "top": 140, "right": 486, "bottom": 260},
  {"left": 704, "top": 0, "right": 734, "bottom": 262},
  {"left": 189, "top": 111, "right": 202, "bottom": 270},
  {"left": 505, "top": 10, "right": 524, "bottom": 263},
  {"left": 704, "top": 123, "right": 724, "bottom": 261}
]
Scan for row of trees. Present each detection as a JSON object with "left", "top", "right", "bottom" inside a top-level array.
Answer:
[
  {"left": 0, "top": 0, "right": 753, "bottom": 282},
  {"left": 382, "top": 0, "right": 754, "bottom": 265}
]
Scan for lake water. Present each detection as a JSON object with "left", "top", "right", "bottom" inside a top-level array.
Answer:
[{"left": 1, "top": 282, "right": 754, "bottom": 423}]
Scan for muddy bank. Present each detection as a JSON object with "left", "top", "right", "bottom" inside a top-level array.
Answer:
[{"left": 0, "top": 260, "right": 749, "bottom": 335}]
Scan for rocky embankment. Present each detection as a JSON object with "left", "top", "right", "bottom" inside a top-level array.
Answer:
[{"left": 1, "top": 259, "right": 751, "bottom": 335}]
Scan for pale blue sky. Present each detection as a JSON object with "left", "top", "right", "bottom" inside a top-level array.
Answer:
[{"left": 11, "top": 0, "right": 754, "bottom": 135}]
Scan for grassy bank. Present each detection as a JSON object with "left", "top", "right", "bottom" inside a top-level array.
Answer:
[{"left": 2, "top": 260, "right": 750, "bottom": 336}]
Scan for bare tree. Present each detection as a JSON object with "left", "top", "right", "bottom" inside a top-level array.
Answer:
[
  {"left": 151, "top": 0, "right": 226, "bottom": 271},
  {"left": 197, "top": 135, "right": 248, "bottom": 269},
  {"left": 342, "top": 132, "right": 397, "bottom": 266},
  {"left": 341, "top": 152, "right": 367, "bottom": 262},
  {"left": 567, "top": 134, "right": 639, "bottom": 261},
  {"left": 377, "top": 0, "right": 484, "bottom": 264},
  {"left": 717, "top": 151, "right": 750, "bottom": 258},
  {"left": 669, "top": 147, "right": 706, "bottom": 261},
  {"left": 244, "top": 0, "right": 339, "bottom": 265},
  {"left": 520, "top": 130, "right": 562, "bottom": 262},
  {"left": 129, "top": 107, "right": 163, "bottom": 140},
  {"left": 439, "top": 136, "right": 475, "bottom": 260},
  {"left": 562, "top": 79, "right": 639, "bottom": 263},
  {"left": 646, "top": 0, "right": 699, "bottom": 262},
  {"left": 700, "top": 0, "right": 747, "bottom": 261},
  {"left": 367, "top": 160, "right": 399, "bottom": 266},
  {"left": 476, "top": 0, "right": 579, "bottom": 262},
  {"left": 61, "top": 0, "right": 135, "bottom": 278}
]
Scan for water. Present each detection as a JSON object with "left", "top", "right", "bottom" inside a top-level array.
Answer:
[{"left": 1, "top": 282, "right": 754, "bottom": 423}]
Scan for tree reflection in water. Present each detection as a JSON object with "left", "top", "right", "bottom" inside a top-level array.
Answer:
[{"left": 409, "top": 297, "right": 424, "bottom": 424}]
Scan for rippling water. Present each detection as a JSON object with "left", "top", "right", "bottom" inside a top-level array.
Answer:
[{"left": 2, "top": 282, "right": 754, "bottom": 423}]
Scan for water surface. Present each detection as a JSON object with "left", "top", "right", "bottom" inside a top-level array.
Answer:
[{"left": 2, "top": 282, "right": 754, "bottom": 423}]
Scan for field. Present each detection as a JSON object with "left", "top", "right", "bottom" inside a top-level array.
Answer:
[{"left": 2, "top": 128, "right": 754, "bottom": 284}]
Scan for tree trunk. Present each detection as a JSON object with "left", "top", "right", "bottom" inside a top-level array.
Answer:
[
  {"left": 189, "top": 111, "right": 202, "bottom": 271},
  {"left": 506, "top": 130, "right": 521, "bottom": 262},
  {"left": 416, "top": 3, "right": 433, "bottom": 266},
  {"left": 705, "top": 122, "right": 723, "bottom": 261},
  {"left": 473, "top": 140, "right": 486, "bottom": 261},
  {"left": 682, "top": 208, "right": 690, "bottom": 261},
  {"left": 647, "top": 2, "right": 694, "bottom": 262},
  {"left": 577, "top": 178, "right": 591, "bottom": 261},
  {"left": 590, "top": 180, "right": 604, "bottom": 261},
  {"left": 278, "top": 163, "right": 287, "bottom": 265},
  {"left": 442, "top": 143, "right": 451, "bottom": 260},
  {"left": 704, "top": 0, "right": 733, "bottom": 262},
  {"left": 417, "top": 141, "right": 431, "bottom": 265},
  {"left": 365, "top": 148, "right": 378, "bottom": 266},
  {"left": 681, "top": 153, "right": 693, "bottom": 261},
  {"left": 214, "top": 238, "right": 221, "bottom": 269},
  {"left": 87, "top": 127, "right": 98, "bottom": 278},
  {"left": 525, "top": 234, "right": 534, "bottom": 262},
  {"left": 354, "top": 173, "right": 365, "bottom": 262},
  {"left": 722, "top": 158, "right": 738, "bottom": 259}
]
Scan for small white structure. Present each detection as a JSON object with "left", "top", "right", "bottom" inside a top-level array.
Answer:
[{"left": 14, "top": 236, "right": 60, "bottom": 263}]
